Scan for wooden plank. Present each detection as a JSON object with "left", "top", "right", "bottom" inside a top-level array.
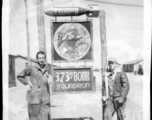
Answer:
[
  {"left": 99, "top": 10, "right": 107, "bottom": 120},
  {"left": 99, "top": 10, "right": 107, "bottom": 75},
  {"left": 37, "top": 0, "right": 46, "bottom": 53},
  {"left": 24, "top": 0, "right": 31, "bottom": 65}
]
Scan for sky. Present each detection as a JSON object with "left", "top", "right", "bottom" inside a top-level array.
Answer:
[{"left": 9, "top": 0, "right": 144, "bottom": 67}]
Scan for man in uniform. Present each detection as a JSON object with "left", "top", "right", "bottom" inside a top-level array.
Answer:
[
  {"left": 17, "top": 51, "right": 52, "bottom": 120},
  {"left": 102, "top": 57, "right": 130, "bottom": 120}
]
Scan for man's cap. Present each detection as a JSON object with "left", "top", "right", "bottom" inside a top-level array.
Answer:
[{"left": 108, "top": 57, "right": 117, "bottom": 63}]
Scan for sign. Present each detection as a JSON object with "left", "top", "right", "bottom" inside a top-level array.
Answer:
[
  {"left": 51, "top": 21, "right": 93, "bottom": 62},
  {"left": 52, "top": 67, "right": 93, "bottom": 93}
]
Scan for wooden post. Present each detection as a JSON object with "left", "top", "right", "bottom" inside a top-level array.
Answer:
[
  {"left": 24, "top": 0, "right": 31, "bottom": 89},
  {"left": 99, "top": 10, "right": 107, "bottom": 75},
  {"left": 99, "top": 10, "right": 107, "bottom": 120},
  {"left": 37, "top": 0, "right": 46, "bottom": 53},
  {"left": 24, "top": 0, "right": 31, "bottom": 65}
]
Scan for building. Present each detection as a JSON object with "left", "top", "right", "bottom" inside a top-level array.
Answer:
[
  {"left": 122, "top": 59, "right": 143, "bottom": 74},
  {"left": 133, "top": 60, "right": 143, "bottom": 75},
  {"left": 9, "top": 54, "right": 56, "bottom": 87}
]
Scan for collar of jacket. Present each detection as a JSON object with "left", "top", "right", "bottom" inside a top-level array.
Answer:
[
  {"left": 34, "top": 63, "right": 48, "bottom": 74},
  {"left": 107, "top": 67, "right": 121, "bottom": 75}
]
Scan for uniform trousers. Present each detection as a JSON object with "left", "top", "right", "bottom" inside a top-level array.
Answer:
[
  {"left": 103, "top": 98, "right": 126, "bottom": 120},
  {"left": 27, "top": 87, "right": 50, "bottom": 120},
  {"left": 28, "top": 103, "right": 50, "bottom": 120}
]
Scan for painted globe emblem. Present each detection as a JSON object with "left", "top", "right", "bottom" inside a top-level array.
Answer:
[{"left": 53, "top": 23, "right": 91, "bottom": 61}]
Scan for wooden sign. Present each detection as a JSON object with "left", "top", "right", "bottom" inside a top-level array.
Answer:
[
  {"left": 51, "top": 20, "right": 93, "bottom": 62},
  {"left": 52, "top": 67, "right": 93, "bottom": 93}
]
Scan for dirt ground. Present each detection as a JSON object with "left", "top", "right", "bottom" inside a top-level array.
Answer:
[{"left": 8, "top": 73, "right": 143, "bottom": 120}]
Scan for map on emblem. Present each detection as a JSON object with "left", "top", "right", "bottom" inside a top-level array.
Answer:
[{"left": 52, "top": 21, "right": 93, "bottom": 61}]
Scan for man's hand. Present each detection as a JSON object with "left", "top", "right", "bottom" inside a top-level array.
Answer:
[
  {"left": 48, "top": 75, "right": 52, "bottom": 84},
  {"left": 114, "top": 97, "right": 124, "bottom": 103},
  {"left": 102, "top": 96, "right": 107, "bottom": 101},
  {"left": 26, "top": 77, "right": 33, "bottom": 88},
  {"left": 102, "top": 96, "right": 108, "bottom": 105}
]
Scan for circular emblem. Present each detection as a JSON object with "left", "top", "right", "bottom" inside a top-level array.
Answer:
[{"left": 53, "top": 23, "right": 91, "bottom": 61}]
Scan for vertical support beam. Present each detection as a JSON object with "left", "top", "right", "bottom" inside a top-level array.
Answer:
[
  {"left": 24, "top": 0, "right": 31, "bottom": 65},
  {"left": 99, "top": 10, "right": 107, "bottom": 75},
  {"left": 37, "top": 0, "right": 46, "bottom": 54},
  {"left": 24, "top": 0, "right": 31, "bottom": 89},
  {"left": 99, "top": 10, "right": 107, "bottom": 120}
]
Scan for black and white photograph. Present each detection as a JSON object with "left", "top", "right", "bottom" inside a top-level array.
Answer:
[{"left": 2, "top": 0, "right": 151, "bottom": 120}]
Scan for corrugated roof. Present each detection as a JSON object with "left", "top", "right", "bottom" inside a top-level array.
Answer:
[
  {"left": 123, "top": 59, "right": 143, "bottom": 65},
  {"left": 9, "top": 54, "right": 57, "bottom": 67},
  {"left": 9, "top": 54, "right": 37, "bottom": 63}
]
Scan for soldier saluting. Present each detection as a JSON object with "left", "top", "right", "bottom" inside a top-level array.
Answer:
[
  {"left": 17, "top": 51, "right": 51, "bottom": 120},
  {"left": 102, "top": 57, "right": 130, "bottom": 120}
]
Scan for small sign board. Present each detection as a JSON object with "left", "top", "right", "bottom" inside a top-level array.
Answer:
[{"left": 52, "top": 67, "right": 93, "bottom": 93}]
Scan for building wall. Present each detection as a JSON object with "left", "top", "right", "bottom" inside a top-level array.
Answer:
[
  {"left": 9, "top": 55, "right": 16, "bottom": 87},
  {"left": 15, "top": 58, "right": 27, "bottom": 87},
  {"left": 123, "top": 64, "right": 134, "bottom": 72}
]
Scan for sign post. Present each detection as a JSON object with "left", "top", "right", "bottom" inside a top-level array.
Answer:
[
  {"left": 99, "top": 10, "right": 107, "bottom": 119},
  {"left": 44, "top": 5, "right": 107, "bottom": 120}
]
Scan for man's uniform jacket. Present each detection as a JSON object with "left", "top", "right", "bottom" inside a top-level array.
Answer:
[
  {"left": 17, "top": 64, "right": 51, "bottom": 104},
  {"left": 102, "top": 68, "right": 130, "bottom": 100}
]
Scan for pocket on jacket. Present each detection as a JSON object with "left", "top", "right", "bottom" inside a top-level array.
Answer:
[
  {"left": 116, "top": 84, "right": 121, "bottom": 91},
  {"left": 26, "top": 88, "right": 42, "bottom": 104},
  {"left": 113, "top": 83, "right": 121, "bottom": 95},
  {"left": 41, "top": 91, "right": 50, "bottom": 104}
]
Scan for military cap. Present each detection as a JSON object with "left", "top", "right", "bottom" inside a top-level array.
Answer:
[{"left": 108, "top": 57, "right": 117, "bottom": 63}]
